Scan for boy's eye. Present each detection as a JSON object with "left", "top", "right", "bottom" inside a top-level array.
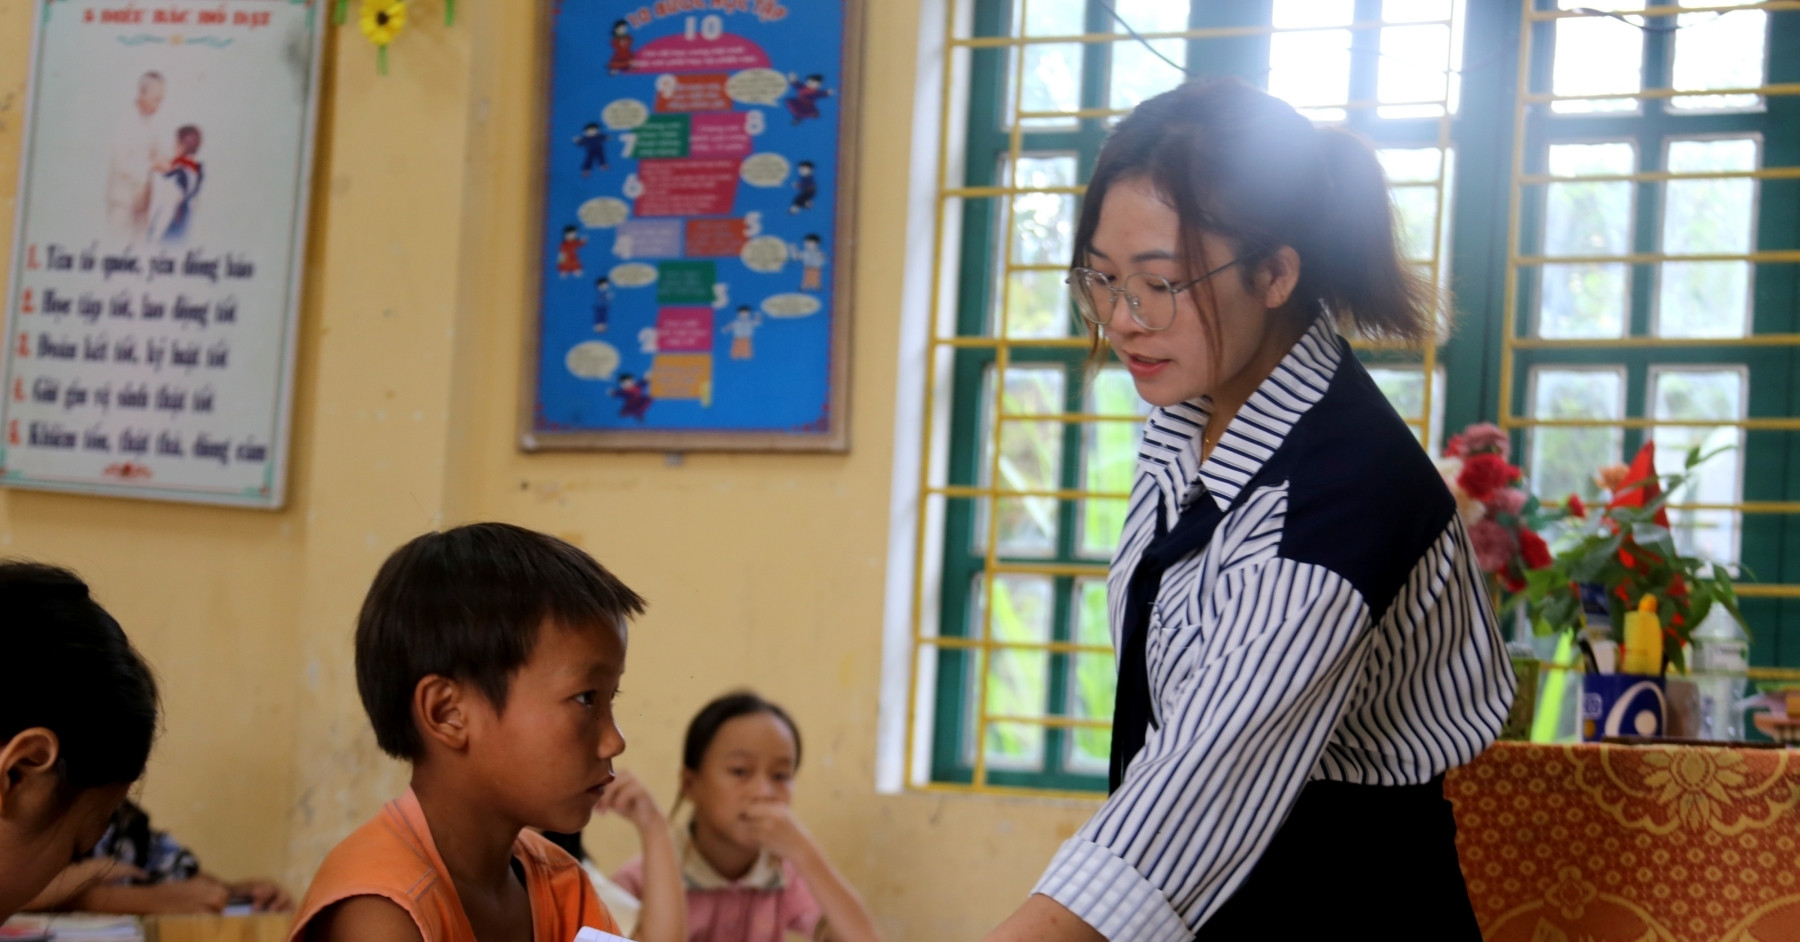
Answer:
[{"left": 573, "top": 691, "right": 598, "bottom": 707}]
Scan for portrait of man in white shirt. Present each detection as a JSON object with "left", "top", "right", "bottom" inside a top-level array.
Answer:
[{"left": 106, "top": 71, "right": 170, "bottom": 243}]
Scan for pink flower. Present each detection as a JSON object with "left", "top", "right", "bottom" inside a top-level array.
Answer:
[
  {"left": 1458, "top": 423, "right": 1511, "bottom": 460},
  {"left": 1469, "top": 519, "right": 1515, "bottom": 575},
  {"left": 1459, "top": 453, "right": 1519, "bottom": 502},
  {"left": 1489, "top": 488, "right": 1527, "bottom": 518}
]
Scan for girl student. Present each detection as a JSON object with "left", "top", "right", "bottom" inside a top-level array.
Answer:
[
  {"left": 612, "top": 692, "right": 882, "bottom": 942},
  {"left": 0, "top": 562, "right": 161, "bottom": 922},
  {"left": 984, "top": 78, "right": 1514, "bottom": 941}
]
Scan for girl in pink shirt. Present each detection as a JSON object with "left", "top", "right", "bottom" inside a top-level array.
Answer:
[{"left": 613, "top": 693, "right": 883, "bottom": 942}]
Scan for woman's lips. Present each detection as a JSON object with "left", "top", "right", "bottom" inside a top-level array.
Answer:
[{"left": 1122, "top": 351, "right": 1170, "bottom": 379}]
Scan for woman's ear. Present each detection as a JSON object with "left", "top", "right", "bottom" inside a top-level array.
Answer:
[
  {"left": 0, "top": 729, "right": 62, "bottom": 815},
  {"left": 1256, "top": 246, "right": 1302, "bottom": 311}
]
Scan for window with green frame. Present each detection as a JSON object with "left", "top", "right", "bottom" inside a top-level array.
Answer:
[{"left": 911, "top": 0, "right": 1799, "bottom": 795}]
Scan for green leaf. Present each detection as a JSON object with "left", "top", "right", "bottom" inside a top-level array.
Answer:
[
  {"left": 1631, "top": 522, "right": 1676, "bottom": 557},
  {"left": 1687, "top": 591, "right": 1713, "bottom": 631}
]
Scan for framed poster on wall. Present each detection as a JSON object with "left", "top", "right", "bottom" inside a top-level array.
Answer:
[
  {"left": 522, "top": 0, "right": 861, "bottom": 453},
  {"left": 0, "top": 0, "right": 325, "bottom": 508}
]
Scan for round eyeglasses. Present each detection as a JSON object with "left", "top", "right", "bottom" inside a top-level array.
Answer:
[{"left": 1065, "top": 257, "right": 1241, "bottom": 332}]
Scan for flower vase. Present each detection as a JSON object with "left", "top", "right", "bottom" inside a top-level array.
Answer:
[{"left": 1500, "top": 605, "right": 1540, "bottom": 741}]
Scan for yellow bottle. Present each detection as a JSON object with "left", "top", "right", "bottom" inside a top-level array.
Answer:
[{"left": 1622, "top": 594, "right": 1664, "bottom": 676}]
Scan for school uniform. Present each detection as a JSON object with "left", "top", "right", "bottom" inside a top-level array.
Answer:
[{"left": 1034, "top": 314, "right": 1515, "bottom": 940}]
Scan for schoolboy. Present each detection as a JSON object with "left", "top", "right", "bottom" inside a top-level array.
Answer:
[{"left": 289, "top": 523, "right": 645, "bottom": 942}]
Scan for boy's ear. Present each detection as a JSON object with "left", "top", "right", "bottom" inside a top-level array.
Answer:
[
  {"left": 413, "top": 676, "right": 472, "bottom": 752},
  {"left": 0, "top": 729, "right": 63, "bottom": 814}
]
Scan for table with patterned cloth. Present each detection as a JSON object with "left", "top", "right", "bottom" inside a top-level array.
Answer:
[{"left": 1449, "top": 741, "right": 1800, "bottom": 941}]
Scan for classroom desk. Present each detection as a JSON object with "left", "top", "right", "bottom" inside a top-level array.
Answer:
[
  {"left": 1449, "top": 741, "right": 1800, "bottom": 941},
  {"left": 146, "top": 914, "right": 291, "bottom": 942}
]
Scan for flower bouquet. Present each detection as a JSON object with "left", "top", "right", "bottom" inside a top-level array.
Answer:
[
  {"left": 1522, "top": 441, "right": 1748, "bottom": 674},
  {"left": 1435, "top": 423, "right": 1571, "bottom": 624}
]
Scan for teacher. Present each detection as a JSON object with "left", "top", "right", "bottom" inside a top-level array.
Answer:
[{"left": 984, "top": 79, "right": 1516, "bottom": 941}]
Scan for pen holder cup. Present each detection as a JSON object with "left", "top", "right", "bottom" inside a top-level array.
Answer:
[{"left": 1581, "top": 673, "right": 1666, "bottom": 742}]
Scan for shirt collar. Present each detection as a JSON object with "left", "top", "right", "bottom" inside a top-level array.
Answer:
[
  {"left": 674, "top": 826, "right": 788, "bottom": 892},
  {"left": 1141, "top": 313, "right": 1343, "bottom": 522}
]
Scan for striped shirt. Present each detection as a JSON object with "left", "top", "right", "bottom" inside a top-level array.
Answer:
[{"left": 1033, "top": 315, "right": 1516, "bottom": 940}]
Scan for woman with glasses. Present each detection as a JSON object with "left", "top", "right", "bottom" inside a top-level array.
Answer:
[{"left": 983, "top": 79, "right": 1514, "bottom": 942}]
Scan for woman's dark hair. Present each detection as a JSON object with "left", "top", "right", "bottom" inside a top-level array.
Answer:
[
  {"left": 681, "top": 691, "right": 802, "bottom": 773},
  {"left": 1074, "top": 78, "right": 1434, "bottom": 352},
  {"left": 0, "top": 562, "right": 160, "bottom": 793},
  {"left": 355, "top": 523, "right": 646, "bottom": 760}
]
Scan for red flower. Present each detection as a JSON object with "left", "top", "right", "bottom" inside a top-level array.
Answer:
[
  {"left": 1504, "top": 573, "right": 1526, "bottom": 593},
  {"left": 1566, "top": 494, "right": 1586, "bottom": 519},
  {"left": 1444, "top": 433, "right": 1467, "bottom": 458},
  {"left": 1519, "top": 528, "right": 1552, "bottom": 569},
  {"left": 1458, "top": 453, "right": 1519, "bottom": 502}
]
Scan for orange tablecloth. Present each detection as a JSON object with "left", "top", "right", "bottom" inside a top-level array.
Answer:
[{"left": 1449, "top": 741, "right": 1800, "bottom": 941}]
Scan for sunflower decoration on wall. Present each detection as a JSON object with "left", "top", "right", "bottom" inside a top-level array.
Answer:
[{"left": 359, "top": 0, "right": 407, "bottom": 74}]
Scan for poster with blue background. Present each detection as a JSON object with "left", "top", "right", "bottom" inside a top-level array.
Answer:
[{"left": 526, "top": 0, "right": 858, "bottom": 452}]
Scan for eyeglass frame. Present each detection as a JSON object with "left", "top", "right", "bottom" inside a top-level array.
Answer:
[{"left": 1064, "top": 257, "right": 1243, "bottom": 332}]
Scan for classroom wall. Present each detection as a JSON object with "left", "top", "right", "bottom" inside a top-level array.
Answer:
[{"left": 0, "top": 1, "right": 1100, "bottom": 938}]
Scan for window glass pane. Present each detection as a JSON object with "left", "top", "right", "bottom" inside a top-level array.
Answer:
[
  {"left": 1110, "top": 40, "right": 1187, "bottom": 112},
  {"left": 997, "top": 156, "right": 1078, "bottom": 338},
  {"left": 1529, "top": 368, "right": 1624, "bottom": 503},
  {"left": 1551, "top": 1, "right": 1643, "bottom": 114},
  {"left": 1016, "top": 43, "right": 1082, "bottom": 126},
  {"left": 1021, "top": 0, "right": 1083, "bottom": 35},
  {"left": 1539, "top": 143, "right": 1634, "bottom": 338},
  {"left": 1671, "top": 1, "right": 1766, "bottom": 112},
  {"left": 1066, "top": 578, "right": 1115, "bottom": 774},
  {"left": 1384, "top": 0, "right": 1450, "bottom": 19},
  {"left": 1080, "top": 367, "right": 1150, "bottom": 558},
  {"left": 1269, "top": 0, "right": 1353, "bottom": 122},
  {"left": 1652, "top": 368, "right": 1745, "bottom": 568},
  {"left": 965, "top": 574, "right": 1052, "bottom": 770},
  {"left": 1380, "top": 147, "right": 1444, "bottom": 184},
  {"left": 1659, "top": 138, "right": 1757, "bottom": 339},
  {"left": 1378, "top": 18, "right": 1454, "bottom": 118},
  {"left": 976, "top": 367, "right": 1067, "bottom": 557}
]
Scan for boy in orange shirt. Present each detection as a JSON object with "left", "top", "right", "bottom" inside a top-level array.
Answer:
[{"left": 290, "top": 524, "right": 650, "bottom": 942}]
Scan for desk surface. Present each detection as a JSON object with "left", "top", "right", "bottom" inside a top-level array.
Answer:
[
  {"left": 147, "top": 914, "right": 290, "bottom": 942},
  {"left": 1450, "top": 741, "right": 1800, "bottom": 941}
]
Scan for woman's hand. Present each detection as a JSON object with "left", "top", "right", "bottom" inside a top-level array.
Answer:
[
  {"left": 596, "top": 769, "right": 668, "bottom": 836},
  {"left": 742, "top": 802, "right": 816, "bottom": 863},
  {"left": 226, "top": 878, "right": 294, "bottom": 913}
]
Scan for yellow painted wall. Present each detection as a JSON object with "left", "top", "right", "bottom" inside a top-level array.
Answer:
[{"left": 0, "top": 1, "right": 1099, "bottom": 938}]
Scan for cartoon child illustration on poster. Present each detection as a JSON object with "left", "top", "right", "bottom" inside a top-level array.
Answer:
[
  {"left": 721, "top": 305, "right": 762, "bottom": 360},
  {"left": 611, "top": 372, "right": 652, "bottom": 421},
  {"left": 785, "top": 73, "right": 833, "bottom": 125},
  {"left": 608, "top": 20, "right": 635, "bottom": 75},
  {"left": 108, "top": 72, "right": 171, "bottom": 242},
  {"left": 790, "top": 160, "right": 817, "bottom": 215},
  {"left": 557, "top": 225, "right": 587, "bottom": 278},
  {"left": 592, "top": 276, "right": 613, "bottom": 332},
  {"left": 791, "top": 234, "right": 827, "bottom": 292},
  {"left": 149, "top": 125, "right": 204, "bottom": 243},
  {"left": 574, "top": 123, "right": 609, "bottom": 177}
]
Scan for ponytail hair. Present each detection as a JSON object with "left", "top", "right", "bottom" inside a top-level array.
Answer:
[
  {"left": 0, "top": 562, "right": 160, "bottom": 794},
  {"left": 1073, "top": 78, "right": 1435, "bottom": 347}
]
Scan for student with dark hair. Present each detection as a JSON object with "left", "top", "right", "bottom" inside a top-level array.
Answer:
[
  {"left": 0, "top": 562, "right": 160, "bottom": 922},
  {"left": 612, "top": 692, "right": 881, "bottom": 942},
  {"left": 983, "top": 78, "right": 1514, "bottom": 942},
  {"left": 289, "top": 523, "right": 646, "bottom": 942},
  {"left": 25, "top": 797, "right": 292, "bottom": 915}
]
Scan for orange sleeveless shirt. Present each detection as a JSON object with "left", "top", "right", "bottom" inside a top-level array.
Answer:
[{"left": 288, "top": 790, "right": 619, "bottom": 942}]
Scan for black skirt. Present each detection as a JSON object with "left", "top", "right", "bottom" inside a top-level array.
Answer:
[{"left": 1192, "top": 774, "right": 1480, "bottom": 940}]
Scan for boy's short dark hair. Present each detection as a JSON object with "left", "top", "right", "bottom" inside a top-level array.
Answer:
[{"left": 355, "top": 523, "right": 646, "bottom": 760}]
